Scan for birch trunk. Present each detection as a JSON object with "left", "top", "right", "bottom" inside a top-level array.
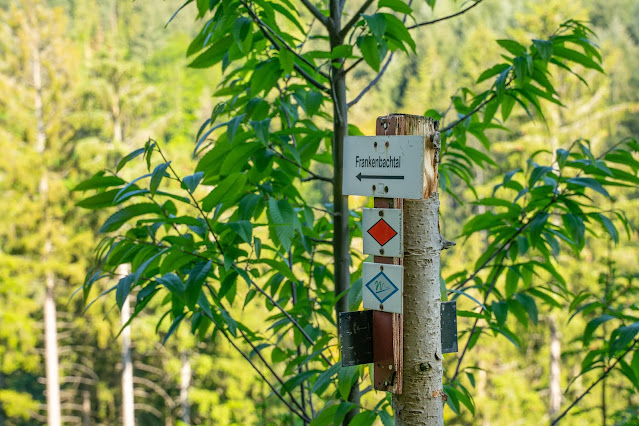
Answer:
[
  {"left": 391, "top": 116, "right": 443, "bottom": 426},
  {"left": 33, "top": 38, "right": 62, "bottom": 426},
  {"left": 119, "top": 264, "right": 135, "bottom": 426},
  {"left": 179, "top": 351, "right": 192, "bottom": 425},
  {"left": 549, "top": 316, "right": 561, "bottom": 419}
]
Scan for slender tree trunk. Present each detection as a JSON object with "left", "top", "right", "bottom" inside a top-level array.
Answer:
[
  {"left": 82, "top": 390, "right": 91, "bottom": 426},
  {"left": 549, "top": 315, "right": 561, "bottom": 420},
  {"left": 119, "top": 264, "right": 135, "bottom": 426},
  {"left": 179, "top": 351, "right": 191, "bottom": 425},
  {"left": 328, "top": 2, "right": 359, "bottom": 424},
  {"left": 392, "top": 116, "right": 443, "bottom": 426},
  {"left": 33, "top": 39, "right": 62, "bottom": 426}
]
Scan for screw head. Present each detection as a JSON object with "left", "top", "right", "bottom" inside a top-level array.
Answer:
[
  {"left": 388, "top": 365, "right": 393, "bottom": 370},
  {"left": 379, "top": 303, "right": 384, "bottom": 310},
  {"left": 379, "top": 210, "right": 384, "bottom": 217},
  {"left": 384, "top": 186, "right": 389, "bottom": 193},
  {"left": 380, "top": 248, "right": 384, "bottom": 255},
  {"left": 374, "top": 141, "right": 378, "bottom": 148},
  {"left": 385, "top": 141, "right": 389, "bottom": 148},
  {"left": 372, "top": 185, "right": 376, "bottom": 191}
]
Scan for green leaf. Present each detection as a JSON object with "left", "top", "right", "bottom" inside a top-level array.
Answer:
[
  {"left": 583, "top": 314, "right": 615, "bottom": 346},
  {"left": 150, "top": 162, "right": 171, "bottom": 196},
  {"left": 163, "top": 313, "right": 186, "bottom": 344},
  {"left": 305, "top": 91, "right": 323, "bottom": 116},
  {"left": 360, "top": 35, "right": 381, "bottom": 72},
  {"left": 188, "top": 35, "right": 233, "bottom": 68},
  {"left": 201, "top": 172, "right": 247, "bottom": 212},
  {"left": 528, "top": 212, "right": 549, "bottom": 248},
  {"left": 337, "top": 365, "right": 358, "bottom": 400},
  {"left": 251, "top": 118, "right": 271, "bottom": 145},
  {"left": 611, "top": 322, "right": 639, "bottom": 354},
  {"left": 515, "top": 293, "right": 538, "bottom": 325},
  {"left": 99, "top": 203, "right": 163, "bottom": 233},
  {"left": 157, "top": 273, "right": 186, "bottom": 295},
  {"left": 598, "top": 213, "right": 619, "bottom": 244},
  {"left": 116, "top": 148, "right": 145, "bottom": 173},
  {"left": 552, "top": 45, "right": 604, "bottom": 73},
  {"left": 363, "top": 14, "right": 386, "bottom": 40},
  {"left": 267, "top": 198, "right": 298, "bottom": 251},
  {"left": 331, "top": 45, "right": 353, "bottom": 59},
  {"left": 501, "top": 94, "right": 516, "bottom": 121},
  {"left": 562, "top": 213, "right": 585, "bottom": 249},
  {"left": 227, "top": 114, "right": 246, "bottom": 144},
  {"left": 533, "top": 39, "right": 552, "bottom": 61},
  {"left": 182, "top": 172, "right": 204, "bottom": 193},
  {"left": 477, "top": 63, "right": 510, "bottom": 84},
  {"left": 116, "top": 274, "right": 134, "bottom": 309},
  {"left": 381, "top": 13, "right": 415, "bottom": 51},
  {"left": 348, "top": 278, "right": 362, "bottom": 310},
  {"left": 279, "top": 48, "right": 295, "bottom": 74},
  {"left": 228, "top": 220, "right": 253, "bottom": 244},
  {"left": 505, "top": 266, "right": 519, "bottom": 298},
  {"left": 565, "top": 177, "right": 610, "bottom": 198},
  {"left": 186, "top": 260, "right": 212, "bottom": 309},
  {"left": 378, "top": 0, "right": 412, "bottom": 15},
  {"left": 493, "top": 301, "right": 508, "bottom": 327},
  {"left": 73, "top": 172, "right": 126, "bottom": 191},
  {"left": 349, "top": 410, "right": 376, "bottom": 426},
  {"left": 497, "top": 39, "right": 526, "bottom": 56}
]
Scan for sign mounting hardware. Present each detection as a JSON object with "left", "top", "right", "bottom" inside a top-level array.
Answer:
[
  {"left": 343, "top": 135, "right": 426, "bottom": 199},
  {"left": 363, "top": 262, "right": 403, "bottom": 314},
  {"left": 363, "top": 208, "right": 403, "bottom": 258}
]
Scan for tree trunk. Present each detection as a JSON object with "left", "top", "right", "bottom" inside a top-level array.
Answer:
[
  {"left": 82, "top": 390, "right": 91, "bottom": 426},
  {"left": 119, "top": 264, "right": 135, "bottom": 426},
  {"left": 33, "top": 38, "right": 62, "bottom": 426},
  {"left": 179, "top": 351, "right": 191, "bottom": 425},
  {"left": 328, "top": 2, "right": 359, "bottom": 424},
  {"left": 391, "top": 116, "right": 443, "bottom": 426},
  {"left": 549, "top": 316, "right": 561, "bottom": 420}
]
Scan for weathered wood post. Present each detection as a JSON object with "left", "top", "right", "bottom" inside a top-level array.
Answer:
[
  {"left": 340, "top": 114, "right": 449, "bottom": 425},
  {"left": 377, "top": 115, "right": 443, "bottom": 425}
]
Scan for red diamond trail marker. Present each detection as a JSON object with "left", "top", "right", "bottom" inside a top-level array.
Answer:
[
  {"left": 368, "top": 219, "right": 397, "bottom": 246},
  {"left": 363, "top": 208, "right": 402, "bottom": 257}
]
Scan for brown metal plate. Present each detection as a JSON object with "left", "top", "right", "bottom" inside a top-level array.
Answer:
[{"left": 373, "top": 311, "right": 403, "bottom": 394}]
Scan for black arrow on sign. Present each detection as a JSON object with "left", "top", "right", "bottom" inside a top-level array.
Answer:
[{"left": 356, "top": 173, "right": 405, "bottom": 181}]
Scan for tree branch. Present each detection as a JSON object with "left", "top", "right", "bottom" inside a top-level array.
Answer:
[
  {"left": 407, "top": 0, "right": 485, "bottom": 31},
  {"left": 201, "top": 306, "right": 312, "bottom": 423},
  {"left": 339, "top": 0, "right": 375, "bottom": 39},
  {"left": 440, "top": 94, "right": 495, "bottom": 133},
  {"left": 551, "top": 339, "right": 639, "bottom": 425},
  {"left": 299, "top": 0, "right": 329, "bottom": 28},
  {"left": 347, "top": 52, "right": 394, "bottom": 108},
  {"left": 269, "top": 147, "right": 333, "bottom": 183},
  {"left": 239, "top": 0, "right": 331, "bottom": 92},
  {"left": 450, "top": 261, "right": 505, "bottom": 382}
]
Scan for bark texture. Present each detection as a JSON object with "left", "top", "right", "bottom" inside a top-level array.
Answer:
[{"left": 390, "top": 115, "right": 443, "bottom": 426}]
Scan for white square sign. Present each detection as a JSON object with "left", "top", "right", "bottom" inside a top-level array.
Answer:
[
  {"left": 342, "top": 135, "right": 426, "bottom": 199},
  {"left": 362, "top": 208, "right": 403, "bottom": 258},
  {"left": 362, "top": 262, "right": 403, "bottom": 314}
]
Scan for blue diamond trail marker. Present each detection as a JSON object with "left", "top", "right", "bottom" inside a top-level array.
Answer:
[
  {"left": 365, "top": 271, "right": 399, "bottom": 303},
  {"left": 363, "top": 262, "right": 403, "bottom": 314}
]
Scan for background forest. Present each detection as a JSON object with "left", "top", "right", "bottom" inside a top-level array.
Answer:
[{"left": 0, "top": 0, "right": 638, "bottom": 425}]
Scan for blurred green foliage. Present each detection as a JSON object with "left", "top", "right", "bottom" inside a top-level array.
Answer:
[{"left": 0, "top": 0, "right": 638, "bottom": 425}]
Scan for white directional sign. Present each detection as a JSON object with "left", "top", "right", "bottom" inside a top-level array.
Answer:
[
  {"left": 343, "top": 135, "right": 426, "bottom": 199},
  {"left": 363, "top": 262, "right": 403, "bottom": 314},
  {"left": 363, "top": 208, "right": 403, "bottom": 257}
]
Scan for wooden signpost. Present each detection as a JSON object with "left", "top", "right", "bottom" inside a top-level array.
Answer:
[{"left": 339, "top": 114, "right": 458, "bottom": 405}]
